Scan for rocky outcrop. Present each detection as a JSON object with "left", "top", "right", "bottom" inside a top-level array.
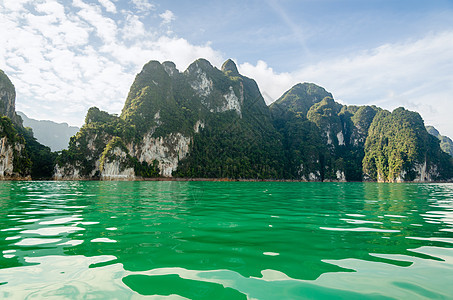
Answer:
[
  {"left": 99, "top": 139, "right": 135, "bottom": 180},
  {"left": 0, "top": 118, "right": 31, "bottom": 180},
  {"left": 0, "top": 136, "right": 15, "bottom": 178},
  {"left": 133, "top": 131, "right": 191, "bottom": 177},
  {"left": 0, "top": 70, "right": 17, "bottom": 123}
]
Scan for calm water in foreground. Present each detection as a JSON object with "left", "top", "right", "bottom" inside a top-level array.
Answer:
[{"left": 0, "top": 181, "right": 452, "bottom": 299}]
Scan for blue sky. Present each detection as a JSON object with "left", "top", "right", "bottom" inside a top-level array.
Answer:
[{"left": 1, "top": 0, "right": 453, "bottom": 137}]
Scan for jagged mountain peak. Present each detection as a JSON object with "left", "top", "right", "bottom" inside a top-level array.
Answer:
[
  {"left": 221, "top": 59, "right": 239, "bottom": 75},
  {"left": 141, "top": 60, "right": 163, "bottom": 72},
  {"left": 162, "top": 61, "right": 178, "bottom": 77},
  {"left": 186, "top": 58, "right": 215, "bottom": 74},
  {"left": 0, "top": 69, "right": 17, "bottom": 122},
  {"left": 270, "top": 82, "right": 333, "bottom": 119},
  {"left": 426, "top": 125, "right": 440, "bottom": 136}
]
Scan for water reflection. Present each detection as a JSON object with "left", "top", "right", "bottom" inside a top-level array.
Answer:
[{"left": 0, "top": 181, "right": 452, "bottom": 299}]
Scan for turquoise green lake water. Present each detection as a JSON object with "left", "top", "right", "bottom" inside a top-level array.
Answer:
[{"left": 0, "top": 181, "right": 452, "bottom": 299}]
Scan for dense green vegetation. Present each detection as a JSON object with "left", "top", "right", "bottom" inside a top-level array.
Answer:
[
  {"left": 0, "top": 116, "right": 31, "bottom": 177},
  {"left": 168, "top": 59, "right": 284, "bottom": 179},
  {"left": 426, "top": 126, "right": 453, "bottom": 157},
  {"left": 269, "top": 85, "right": 381, "bottom": 182},
  {"left": 271, "top": 109, "right": 327, "bottom": 180},
  {"left": 0, "top": 115, "right": 55, "bottom": 179},
  {"left": 271, "top": 83, "right": 332, "bottom": 117},
  {"left": 18, "top": 125, "right": 56, "bottom": 179},
  {"left": 174, "top": 111, "right": 285, "bottom": 179},
  {"left": 363, "top": 108, "right": 453, "bottom": 181}
]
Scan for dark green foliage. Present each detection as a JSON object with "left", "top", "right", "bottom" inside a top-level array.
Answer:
[
  {"left": 0, "top": 116, "right": 32, "bottom": 177},
  {"left": 174, "top": 111, "right": 284, "bottom": 179},
  {"left": 18, "top": 125, "right": 56, "bottom": 179},
  {"left": 85, "top": 107, "right": 118, "bottom": 125},
  {"left": 271, "top": 84, "right": 384, "bottom": 182},
  {"left": 307, "top": 97, "right": 343, "bottom": 144},
  {"left": 133, "top": 159, "right": 160, "bottom": 178},
  {"left": 363, "top": 108, "right": 453, "bottom": 181},
  {"left": 270, "top": 83, "right": 332, "bottom": 118},
  {"left": 174, "top": 60, "right": 284, "bottom": 179},
  {"left": 272, "top": 110, "right": 326, "bottom": 180},
  {"left": 351, "top": 106, "right": 380, "bottom": 134},
  {"left": 121, "top": 61, "right": 178, "bottom": 136},
  {"left": 426, "top": 126, "right": 453, "bottom": 157}
]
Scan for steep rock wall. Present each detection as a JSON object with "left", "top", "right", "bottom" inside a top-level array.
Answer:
[{"left": 133, "top": 131, "right": 191, "bottom": 177}]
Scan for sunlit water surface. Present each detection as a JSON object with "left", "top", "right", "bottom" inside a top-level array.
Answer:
[{"left": 1, "top": 181, "right": 453, "bottom": 299}]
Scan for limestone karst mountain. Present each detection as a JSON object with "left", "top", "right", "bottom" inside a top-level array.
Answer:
[{"left": 54, "top": 58, "right": 453, "bottom": 182}]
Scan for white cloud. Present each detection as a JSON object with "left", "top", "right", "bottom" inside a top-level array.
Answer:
[
  {"left": 73, "top": 0, "right": 117, "bottom": 44},
  {"left": 121, "top": 14, "right": 146, "bottom": 40},
  {"left": 159, "top": 10, "right": 175, "bottom": 25},
  {"left": 98, "top": 0, "right": 117, "bottom": 13},
  {"left": 0, "top": 0, "right": 224, "bottom": 127},
  {"left": 35, "top": 0, "right": 66, "bottom": 20},
  {"left": 239, "top": 60, "right": 295, "bottom": 104},
  {"left": 1, "top": 0, "right": 32, "bottom": 13},
  {"left": 130, "top": 0, "right": 154, "bottom": 13}
]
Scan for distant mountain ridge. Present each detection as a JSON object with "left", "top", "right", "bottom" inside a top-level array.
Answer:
[{"left": 17, "top": 111, "right": 79, "bottom": 152}]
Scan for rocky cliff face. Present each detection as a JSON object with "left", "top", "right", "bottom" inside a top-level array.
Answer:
[
  {"left": 0, "top": 117, "right": 31, "bottom": 180},
  {"left": 0, "top": 70, "right": 18, "bottom": 123}
]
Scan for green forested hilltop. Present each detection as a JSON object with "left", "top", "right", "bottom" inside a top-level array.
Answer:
[
  {"left": 426, "top": 126, "right": 453, "bottom": 157},
  {"left": 270, "top": 84, "right": 383, "bottom": 181},
  {"left": 363, "top": 108, "right": 453, "bottom": 182},
  {"left": 270, "top": 82, "right": 332, "bottom": 117}
]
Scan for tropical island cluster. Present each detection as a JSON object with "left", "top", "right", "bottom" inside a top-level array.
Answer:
[{"left": 1, "top": 59, "right": 452, "bottom": 182}]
